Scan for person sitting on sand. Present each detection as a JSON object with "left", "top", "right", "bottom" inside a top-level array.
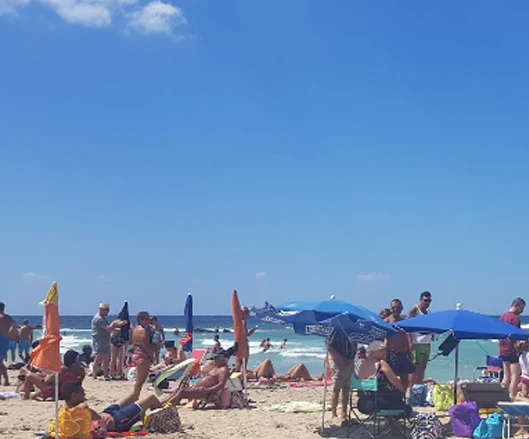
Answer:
[
  {"left": 247, "top": 359, "right": 320, "bottom": 383},
  {"left": 150, "top": 341, "right": 186, "bottom": 372},
  {"left": 22, "top": 349, "right": 85, "bottom": 400},
  {"left": 78, "top": 345, "right": 94, "bottom": 367},
  {"left": 168, "top": 348, "right": 232, "bottom": 405},
  {"left": 357, "top": 340, "right": 412, "bottom": 418}
]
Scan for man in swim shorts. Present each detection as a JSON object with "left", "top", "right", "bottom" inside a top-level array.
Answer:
[
  {"left": 0, "top": 302, "right": 17, "bottom": 385},
  {"left": 61, "top": 381, "right": 165, "bottom": 432},
  {"left": 18, "top": 320, "right": 33, "bottom": 362},
  {"left": 408, "top": 291, "right": 433, "bottom": 387}
]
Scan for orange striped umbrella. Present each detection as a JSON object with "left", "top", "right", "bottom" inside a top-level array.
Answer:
[
  {"left": 30, "top": 282, "right": 62, "bottom": 372},
  {"left": 231, "top": 290, "right": 248, "bottom": 363}
]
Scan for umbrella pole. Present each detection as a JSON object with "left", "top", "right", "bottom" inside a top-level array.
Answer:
[
  {"left": 54, "top": 372, "right": 59, "bottom": 439},
  {"left": 453, "top": 344, "right": 459, "bottom": 405},
  {"left": 243, "top": 358, "right": 248, "bottom": 408}
]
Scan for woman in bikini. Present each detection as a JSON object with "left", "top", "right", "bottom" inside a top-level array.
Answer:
[{"left": 128, "top": 311, "right": 155, "bottom": 400}]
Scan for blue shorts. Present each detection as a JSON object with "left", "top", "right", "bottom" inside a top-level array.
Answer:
[
  {"left": 0, "top": 336, "right": 8, "bottom": 359},
  {"left": 8, "top": 341, "right": 17, "bottom": 352},
  {"left": 103, "top": 403, "right": 142, "bottom": 432},
  {"left": 19, "top": 340, "right": 31, "bottom": 352}
]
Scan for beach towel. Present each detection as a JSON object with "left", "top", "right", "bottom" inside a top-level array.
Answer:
[
  {"left": 0, "top": 392, "right": 19, "bottom": 400},
  {"left": 263, "top": 401, "right": 326, "bottom": 413},
  {"left": 410, "top": 412, "right": 445, "bottom": 439}
]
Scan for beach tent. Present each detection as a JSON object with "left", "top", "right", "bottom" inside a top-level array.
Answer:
[
  {"left": 253, "top": 297, "right": 397, "bottom": 432},
  {"left": 398, "top": 308, "right": 529, "bottom": 404},
  {"left": 181, "top": 293, "right": 193, "bottom": 352},
  {"left": 30, "top": 282, "right": 62, "bottom": 439}
]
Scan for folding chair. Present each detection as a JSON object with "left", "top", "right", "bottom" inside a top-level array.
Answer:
[
  {"left": 349, "top": 376, "right": 408, "bottom": 438},
  {"left": 497, "top": 402, "right": 529, "bottom": 438},
  {"left": 460, "top": 382, "right": 510, "bottom": 415},
  {"left": 473, "top": 355, "right": 503, "bottom": 382}
]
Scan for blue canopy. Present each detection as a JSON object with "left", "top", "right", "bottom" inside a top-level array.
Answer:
[
  {"left": 398, "top": 309, "right": 529, "bottom": 340},
  {"left": 182, "top": 293, "right": 193, "bottom": 352},
  {"left": 253, "top": 299, "right": 397, "bottom": 342}
]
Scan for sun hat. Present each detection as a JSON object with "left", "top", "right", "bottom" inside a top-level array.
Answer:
[
  {"left": 366, "top": 340, "right": 386, "bottom": 353},
  {"left": 99, "top": 302, "right": 110, "bottom": 310}
]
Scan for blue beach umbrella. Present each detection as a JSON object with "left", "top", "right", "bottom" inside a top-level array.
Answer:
[
  {"left": 182, "top": 293, "right": 193, "bottom": 352},
  {"left": 253, "top": 299, "right": 397, "bottom": 341},
  {"left": 399, "top": 308, "right": 529, "bottom": 404}
]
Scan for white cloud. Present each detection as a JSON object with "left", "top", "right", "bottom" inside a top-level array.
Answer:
[
  {"left": 1, "top": 0, "right": 188, "bottom": 36},
  {"left": 356, "top": 273, "right": 390, "bottom": 282},
  {"left": 21, "top": 272, "right": 50, "bottom": 282},
  {"left": 127, "top": 1, "right": 186, "bottom": 35},
  {"left": 255, "top": 272, "right": 267, "bottom": 278},
  {"left": 40, "top": 0, "right": 111, "bottom": 27},
  {"left": 96, "top": 274, "right": 109, "bottom": 281},
  {"left": 0, "top": 0, "right": 30, "bottom": 15}
]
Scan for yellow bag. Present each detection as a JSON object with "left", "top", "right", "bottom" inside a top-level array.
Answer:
[
  {"left": 432, "top": 384, "right": 452, "bottom": 411},
  {"left": 48, "top": 406, "right": 92, "bottom": 439}
]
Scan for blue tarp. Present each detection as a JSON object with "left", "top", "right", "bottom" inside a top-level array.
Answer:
[{"left": 182, "top": 293, "right": 193, "bottom": 352}]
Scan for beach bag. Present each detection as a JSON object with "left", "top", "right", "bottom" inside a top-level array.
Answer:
[
  {"left": 48, "top": 406, "right": 92, "bottom": 439},
  {"left": 144, "top": 403, "right": 181, "bottom": 434},
  {"left": 410, "top": 412, "right": 445, "bottom": 439},
  {"left": 433, "top": 384, "right": 453, "bottom": 411},
  {"left": 230, "top": 390, "right": 246, "bottom": 409},
  {"left": 449, "top": 401, "right": 480, "bottom": 437},
  {"left": 473, "top": 413, "right": 504, "bottom": 439},
  {"left": 409, "top": 384, "right": 428, "bottom": 407}
]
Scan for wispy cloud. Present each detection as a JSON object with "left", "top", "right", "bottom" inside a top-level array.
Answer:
[
  {"left": 255, "top": 272, "right": 267, "bottom": 278},
  {"left": 1, "top": 0, "right": 189, "bottom": 37},
  {"left": 21, "top": 272, "right": 50, "bottom": 282},
  {"left": 96, "top": 274, "right": 109, "bottom": 282},
  {"left": 127, "top": 1, "right": 185, "bottom": 35},
  {"left": 356, "top": 273, "right": 390, "bottom": 282}
]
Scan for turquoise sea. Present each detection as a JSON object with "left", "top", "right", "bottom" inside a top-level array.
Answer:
[{"left": 11, "top": 314, "right": 528, "bottom": 384}]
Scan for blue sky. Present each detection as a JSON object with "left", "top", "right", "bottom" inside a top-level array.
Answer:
[{"left": 1, "top": 1, "right": 529, "bottom": 316}]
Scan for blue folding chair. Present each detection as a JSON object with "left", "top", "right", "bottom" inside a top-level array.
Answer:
[{"left": 497, "top": 402, "right": 529, "bottom": 438}]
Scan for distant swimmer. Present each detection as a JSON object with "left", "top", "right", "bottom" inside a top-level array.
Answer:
[
  {"left": 279, "top": 339, "right": 287, "bottom": 350},
  {"left": 260, "top": 338, "right": 273, "bottom": 352}
]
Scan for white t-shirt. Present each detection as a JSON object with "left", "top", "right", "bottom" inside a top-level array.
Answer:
[
  {"left": 520, "top": 352, "right": 529, "bottom": 379},
  {"left": 412, "top": 307, "right": 433, "bottom": 345}
]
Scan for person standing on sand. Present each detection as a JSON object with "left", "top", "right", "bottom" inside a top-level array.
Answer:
[
  {"left": 385, "top": 299, "right": 415, "bottom": 392},
  {"left": 0, "top": 302, "right": 17, "bottom": 385},
  {"left": 237, "top": 306, "right": 256, "bottom": 370},
  {"left": 128, "top": 311, "right": 156, "bottom": 400},
  {"left": 91, "top": 303, "right": 125, "bottom": 381},
  {"left": 18, "top": 320, "right": 33, "bottom": 362},
  {"left": 327, "top": 329, "right": 356, "bottom": 424},
  {"left": 408, "top": 291, "right": 433, "bottom": 387},
  {"left": 499, "top": 297, "right": 526, "bottom": 399},
  {"left": 7, "top": 324, "right": 19, "bottom": 362}
]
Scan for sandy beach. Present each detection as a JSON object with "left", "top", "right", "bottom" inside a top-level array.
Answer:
[{"left": 0, "top": 369, "right": 463, "bottom": 439}]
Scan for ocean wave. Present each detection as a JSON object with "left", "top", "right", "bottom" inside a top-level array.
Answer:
[{"left": 279, "top": 350, "right": 326, "bottom": 360}]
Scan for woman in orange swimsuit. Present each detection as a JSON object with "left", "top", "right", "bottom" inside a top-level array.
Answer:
[{"left": 128, "top": 311, "right": 155, "bottom": 400}]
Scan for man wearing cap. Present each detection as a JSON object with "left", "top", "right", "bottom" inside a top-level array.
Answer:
[{"left": 91, "top": 303, "right": 124, "bottom": 381}]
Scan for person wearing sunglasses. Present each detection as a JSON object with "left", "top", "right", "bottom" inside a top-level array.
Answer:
[{"left": 408, "top": 291, "right": 433, "bottom": 387}]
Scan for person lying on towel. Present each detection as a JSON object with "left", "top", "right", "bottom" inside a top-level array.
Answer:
[{"left": 60, "top": 381, "right": 166, "bottom": 433}]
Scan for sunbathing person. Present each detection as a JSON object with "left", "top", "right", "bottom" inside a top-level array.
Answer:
[
  {"left": 248, "top": 359, "right": 319, "bottom": 383},
  {"left": 61, "top": 381, "right": 167, "bottom": 433},
  {"left": 22, "top": 349, "right": 85, "bottom": 400},
  {"left": 167, "top": 348, "right": 231, "bottom": 405},
  {"left": 150, "top": 341, "right": 186, "bottom": 372}
]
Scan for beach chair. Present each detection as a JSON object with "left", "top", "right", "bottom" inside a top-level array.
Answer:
[
  {"left": 348, "top": 376, "right": 408, "bottom": 439},
  {"left": 460, "top": 382, "right": 510, "bottom": 415},
  {"left": 497, "top": 402, "right": 529, "bottom": 438},
  {"left": 473, "top": 355, "right": 503, "bottom": 382}
]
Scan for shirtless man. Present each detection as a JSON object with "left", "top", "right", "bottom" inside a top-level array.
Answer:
[
  {"left": 169, "top": 349, "right": 231, "bottom": 405},
  {"left": 0, "top": 302, "right": 17, "bottom": 385},
  {"left": 18, "top": 320, "right": 33, "bottom": 362}
]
